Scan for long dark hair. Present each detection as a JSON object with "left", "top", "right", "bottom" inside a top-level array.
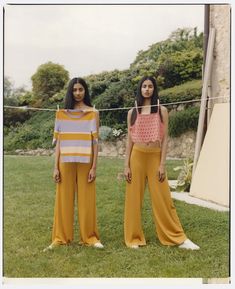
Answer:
[
  {"left": 130, "top": 76, "right": 162, "bottom": 125},
  {"left": 64, "top": 77, "right": 92, "bottom": 109}
]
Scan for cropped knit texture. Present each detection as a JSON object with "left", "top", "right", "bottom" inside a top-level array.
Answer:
[
  {"left": 53, "top": 109, "right": 98, "bottom": 163},
  {"left": 130, "top": 107, "right": 164, "bottom": 144}
]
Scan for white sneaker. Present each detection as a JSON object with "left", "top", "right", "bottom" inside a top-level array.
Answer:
[
  {"left": 43, "top": 243, "right": 58, "bottom": 252},
  {"left": 93, "top": 242, "right": 104, "bottom": 249},
  {"left": 130, "top": 245, "right": 139, "bottom": 249},
  {"left": 178, "top": 239, "right": 200, "bottom": 250}
]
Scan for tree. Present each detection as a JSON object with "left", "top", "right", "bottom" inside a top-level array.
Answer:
[
  {"left": 31, "top": 61, "right": 69, "bottom": 101},
  {"left": 13, "top": 86, "right": 27, "bottom": 99},
  {"left": 4, "top": 76, "right": 14, "bottom": 98},
  {"left": 169, "top": 28, "right": 194, "bottom": 42},
  {"left": 156, "top": 49, "right": 203, "bottom": 88}
]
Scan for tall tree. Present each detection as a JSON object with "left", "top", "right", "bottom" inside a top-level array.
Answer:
[{"left": 31, "top": 62, "right": 69, "bottom": 101}]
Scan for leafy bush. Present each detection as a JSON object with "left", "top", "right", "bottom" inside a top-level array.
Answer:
[
  {"left": 18, "top": 91, "right": 36, "bottom": 106},
  {"left": 4, "top": 97, "right": 32, "bottom": 126},
  {"left": 99, "top": 126, "right": 125, "bottom": 141},
  {"left": 156, "top": 49, "right": 203, "bottom": 88},
  {"left": 173, "top": 158, "right": 193, "bottom": 192},
  {"left": 31, "top": 61, "right": 69, "bottom": 101},
  {"left": 169, "top": 106, "right": 199, "bottom": 137},
  {"left": 99, "top": 126, "right": 112, "bottom": 141},
  {"left": 4, "top": 27, "right": 204, "bottom": 150},
  {"left": 159, "top": 79, "right": 202, "bottom": 108},
  {"left": 94, "top": 77, "right": 135, "bottom": 127},
  {"left": 4, "top": 111, "right": 55, "bottom": 151},
  {"left": 131, "top": 28, "right": 203, "bottom": 88}
]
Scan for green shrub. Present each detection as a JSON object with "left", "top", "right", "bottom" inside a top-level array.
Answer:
[
  {"left": 31, "top": 61, "right": 69, "bottom": 101},
  {"left": 159, "top": 79, "right": 202, "bottom": 108},
  {"left": 4, "top": 97, "right": 32, "bottom": 126},
  {"left": 4, "top": 111, "right": 55, "bottom": 151},
  {"left": 173, "top": 158, "right": 194, "bottom": 192},
  {"left": 99, "top": 126, "right": 112, "bottom": 141},
  {"left": 99, "top": 125, "right": 125, "bottom": 141},
  {"left": 169, "top": 106, "right": 199, "bottom": 137}
]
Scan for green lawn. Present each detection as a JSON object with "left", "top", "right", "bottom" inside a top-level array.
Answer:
[{"left": 3, "top": 155, "right": 229, "bottom": 278}]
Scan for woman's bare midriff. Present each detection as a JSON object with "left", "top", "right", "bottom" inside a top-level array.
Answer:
[{"left": 134, "top": 141, "right": 161, "bottom": 148}]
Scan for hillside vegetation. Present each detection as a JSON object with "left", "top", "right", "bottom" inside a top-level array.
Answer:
[{"left": 4, "top": 27, "right": 203, "bottom": 151}]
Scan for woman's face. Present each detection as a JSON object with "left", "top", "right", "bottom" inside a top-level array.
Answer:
[
  {"left": 73, "top": 83, "right": 85, "bottom": 103},
  {"left": 141, "top": 79, "right": 154, "bottom": 98}
]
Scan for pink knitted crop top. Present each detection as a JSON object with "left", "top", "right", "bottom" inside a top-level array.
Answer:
[{"left": 130, "top": 100, "right": 164, "bottom": 144}]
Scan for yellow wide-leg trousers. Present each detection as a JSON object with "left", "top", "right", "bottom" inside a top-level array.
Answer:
[
  {"left": 52, "top": 162, "right": 100, "bottom": 246},
  {"left": 124, "top": 145, "right": 187, "bottom": 247}
]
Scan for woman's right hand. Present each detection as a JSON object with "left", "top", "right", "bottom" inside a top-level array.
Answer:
[
  {"left": 124, "top": 167, "right": 132, "bottom": 183},
  {"left": 53, "top": 168, "right": 61, "bottom": 183}
]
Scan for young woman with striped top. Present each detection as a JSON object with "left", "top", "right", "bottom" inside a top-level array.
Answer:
[
  {"left": 44, "top": 77, "right": 103, "bottom": 251},
  {"left": 124, "top": 76, "right": 200, "bottom": 250}
]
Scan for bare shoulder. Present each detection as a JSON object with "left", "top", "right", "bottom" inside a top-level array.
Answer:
[
  {"left": 128, "top": 108, "right": 134, "bottom": 116},
  {"left": 92, "top": 108, "right": 99, "bottom": 115},
  {"left": 160, "top": 105, "right": 167, "bottom": 112},
  {"left": 160, "top": 105, "right": 168, "bottom": 115}
]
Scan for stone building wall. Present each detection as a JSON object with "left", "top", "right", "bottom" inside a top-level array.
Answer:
[{"left": 210, "top": 5, "right": 230, "bottom": 106}]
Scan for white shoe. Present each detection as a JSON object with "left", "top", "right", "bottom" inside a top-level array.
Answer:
[
  {"left": 130, "top": 245, "right": 139, "bottom": 249},
  {"left": 178, "top": 239, "right": 200, "bottom": 250},
  {"left": 43, "top": 243, "right": 58, "bottom": 252},
  {"left": 93, "top": 242, "right": 104, "bottom": 249}
]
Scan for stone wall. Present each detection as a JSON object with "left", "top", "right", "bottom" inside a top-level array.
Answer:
[
  {"left": 99, "top": 131, "right": 196, "bottom": 159},
  {"left": 167, "top": 131, "right": 196, "bottom": 159},
  {"left": 210, "top": 5, "right": 230, "bottom": 106},
  {"left": 10, "top": 131, "right": 196, "bottom": 159}
]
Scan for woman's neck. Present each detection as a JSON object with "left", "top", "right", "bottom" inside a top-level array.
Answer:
[
  {"left": 141, "top": 99, "right": 152, "bottom": 114},
  {"left": 143, "top": 99, "right": 151, "bottom": 106},
  {"left": 74, "top": 101, "right": 86, "bottom": 109}
]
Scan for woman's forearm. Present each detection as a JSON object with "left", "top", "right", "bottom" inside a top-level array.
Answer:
[
  {"left": 54, "top": 141, "right": 60, "bottom": 169},
  {"left": 160, "top": 136, "right": 168, "bottom": 166},
  {"left": 160, "top": 106, "right": 169, "bottom": 167},
  {"left": 91, "top": 143, "right": 98, "bottom": 169},
  {"left": 125, "top": 136, "right": 133, "bottom": 168}
]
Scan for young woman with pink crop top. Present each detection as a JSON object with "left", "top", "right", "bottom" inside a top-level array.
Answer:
[{"left": 124, "top": 76, "right": 200, "bottom": 250}]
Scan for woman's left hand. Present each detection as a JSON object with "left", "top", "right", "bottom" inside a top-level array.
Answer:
[
  {"left": 88, "top": 167, "right": 96, "bottom": 183},
  {"left": 158, "top": 164, "right": 166, "bottom": 183}
]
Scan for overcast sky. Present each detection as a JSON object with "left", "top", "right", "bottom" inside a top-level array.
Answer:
[{"left": 5, "top": 4, "right": 204, "bottom": 89}]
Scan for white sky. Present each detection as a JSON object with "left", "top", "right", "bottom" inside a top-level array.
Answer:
[{"left": 5, "top": 4, "right": 204, "bottom": 89}]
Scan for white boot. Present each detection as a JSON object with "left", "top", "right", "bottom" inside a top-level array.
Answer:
[{"left": 178, "top": 239, "right": 200, "bottom": 250}]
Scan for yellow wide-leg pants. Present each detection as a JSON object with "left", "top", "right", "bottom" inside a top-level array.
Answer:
[
  {"left": 52, "top": 162, "right": 100, "bottom": 246},
  {"left": 124, "top": 145, "right": 187, "bottom": 247}
]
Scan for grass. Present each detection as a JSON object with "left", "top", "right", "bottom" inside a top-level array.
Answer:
[{"left": 3, "top": 155, "right": 229, "bottom": 278}]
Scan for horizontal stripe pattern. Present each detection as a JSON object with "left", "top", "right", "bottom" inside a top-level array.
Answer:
[
  {"left": 60, "top": 140, "right": 92, "bottom": 147},
  {"left": 61, "top": 156, "right": 91, "bottom": 163},
  {"left": 53, "top": 109, "right": 98, "bottom": 163},
  {"left": 56, "top": 119, "right": 96, "bottom": 133},
  {"left": 60, "top": 152, "right": 91, "bottom": 157},
  {"left": 59, "top": 133, "right": 93, "bottom": 141},
  {"left": 60, "top": 146, "right": 91, "bottom": 154},
  {"left": 56, "top": 109, "right": 96, "bottom": 121}
]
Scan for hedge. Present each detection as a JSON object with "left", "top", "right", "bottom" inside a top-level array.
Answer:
[{"left": 168, "top": 106, "right": 200, "bottom": 137}]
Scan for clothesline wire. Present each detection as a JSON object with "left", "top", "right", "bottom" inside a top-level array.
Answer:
[{"left": 3, "top": 96, "right": 229, "bottom": 113}]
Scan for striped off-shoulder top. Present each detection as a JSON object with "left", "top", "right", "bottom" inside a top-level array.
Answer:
[{"left": 53, "top": 108, "right": 98, "bottom": 163}]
